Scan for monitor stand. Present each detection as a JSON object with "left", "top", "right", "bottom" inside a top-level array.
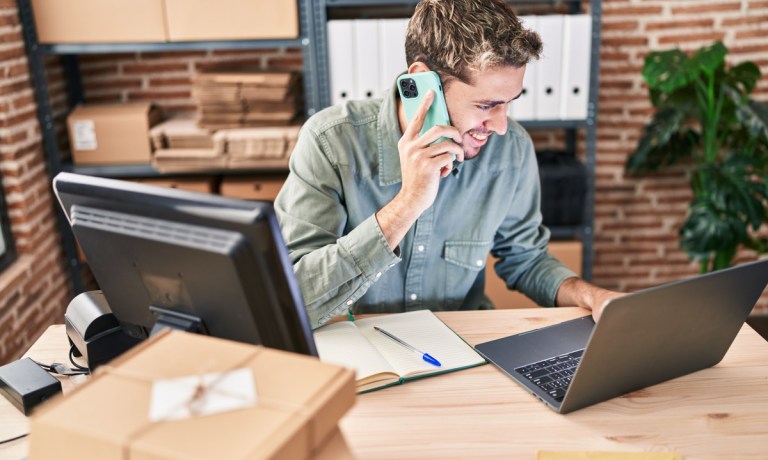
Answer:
[{"left": 149, "top": 306, "right": 207, "bottom": 336}]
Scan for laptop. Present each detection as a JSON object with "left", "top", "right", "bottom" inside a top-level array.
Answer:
[{"left": 474, "top": 259, "right": 768, "bottom": 414}]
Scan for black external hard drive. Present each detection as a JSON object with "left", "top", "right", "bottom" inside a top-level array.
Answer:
[{"left": 0, "top": 357, "right": 62, "bottom": 415}]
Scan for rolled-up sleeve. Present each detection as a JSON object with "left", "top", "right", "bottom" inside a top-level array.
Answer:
[
  {"left": 275, "top": 125, "right": 400, "bottom": 328},
  {"left": 490, "top": 135, "right": 576, "bottom": 307}
]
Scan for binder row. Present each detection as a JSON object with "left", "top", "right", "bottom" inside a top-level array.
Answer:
[
  {"left": 327, "top": 18, "right": 408, "bottom": 106},
  {"left": 510, "top": 15, "right": 593, "bottom": 121},
  {"left": 327, "top": 15, "right": 592, "bottom": 121}
]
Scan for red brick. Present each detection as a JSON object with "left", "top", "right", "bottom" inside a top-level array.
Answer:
[
  {"left": 658, "top": 32, "right": 726, "bottom": 45},
  {"left": 645, "top": 19, "right": 716, "bottom": 31},
  {"left": 148, "top": 77, "right": 191, "bottom": 87},
  {"left": 604, "top": 5, "right": 663, "bottom": 15},
  {"left": 721, "top": 15, "right": 768, "bottom": 26},
  {"left": 602, "top": 37, "right": 649, "bottom": 47},
  {"left": 670, "top": 2, "right": 742, "bottom": 14},
  {"left": 127, "top": 90, "right": 191, "bottom": 101},
  {"left": 602, "top": 20, "right": 640, "bottom": 32},
  {"left": 601, "top": 51, "right": 631, "bottom": 61},
  {"left": 140, "top": 51, "right": 208, "bottom": 60},
  {"left": 123, "top": 62, "right": 189, "bottom": 74},
  {"left": 735, "top": 29, "right": 768, "bottom": 40}
]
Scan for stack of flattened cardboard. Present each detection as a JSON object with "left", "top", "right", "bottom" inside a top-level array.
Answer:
[
  {"left": 192, "top": 68, "right": 302, "bottom": 130},
  {"left": 214, "top": 125, "right": 301, "bottom": 169},
  {"left": 149, "top": 114, "right": 224, "bottom": 173}
]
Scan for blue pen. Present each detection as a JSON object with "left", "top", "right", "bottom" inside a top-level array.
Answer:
[{"left": 373, "top": 326, "right": 441, "bottom": 367}]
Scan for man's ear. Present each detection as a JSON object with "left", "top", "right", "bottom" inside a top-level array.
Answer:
[{"left": 407, "top": 62, "right": 431, "bottom": 74}]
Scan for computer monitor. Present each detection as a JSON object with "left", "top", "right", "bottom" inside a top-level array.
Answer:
[{"left": 53, "top": 172, "right": 317, "bottom": 357}]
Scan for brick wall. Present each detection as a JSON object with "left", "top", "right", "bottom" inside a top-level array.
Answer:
[
  {"left": 0, "top": 0, "right": 766, "bottom": 364},
  {"left": 598, "top": 0, "right": 768, "bottom": 313},
  {"left": 0, "top": 0, "right": 70, "bottom": 363}
]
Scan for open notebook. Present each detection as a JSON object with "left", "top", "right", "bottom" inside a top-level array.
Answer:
[{"left": 313, "top": 310, "right": 486, "bottom": 393}]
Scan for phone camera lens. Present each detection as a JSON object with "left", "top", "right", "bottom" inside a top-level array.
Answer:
[
  {"left": 409, "top": 84, "right": 416, "bottom": 91},
  {"left": 400, "top": 80, "right": 409, "bottom": 88},
  {"left": 403, "top": 90, "right": 411, "bottom": 97}
]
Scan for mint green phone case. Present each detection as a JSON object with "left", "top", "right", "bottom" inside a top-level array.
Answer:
[{"left": 397, "top": 71, "right": 452, "bottom": 138}]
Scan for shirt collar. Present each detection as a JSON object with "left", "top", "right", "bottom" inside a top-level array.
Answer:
[{"left": 377, "top": 82, "right": 467, "bottom": 186}]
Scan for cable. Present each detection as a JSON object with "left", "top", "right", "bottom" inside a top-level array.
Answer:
[
  {"left": 0, "top": 432, "right": 28, "bottom": 445},
  {"left": 68, "top": 345, "right": 90, "bottom": 372},
  {"left": 29, "top": 356, "right": 89, "bottom": 377}
]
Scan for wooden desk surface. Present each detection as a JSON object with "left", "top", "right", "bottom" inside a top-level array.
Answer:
[{"left": 2, "top": 308, "right": 767, "bottom": 459}]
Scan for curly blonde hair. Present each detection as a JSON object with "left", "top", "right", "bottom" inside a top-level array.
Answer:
[{"left": 405, "top": 0, "right": 542, "bottom": 85}]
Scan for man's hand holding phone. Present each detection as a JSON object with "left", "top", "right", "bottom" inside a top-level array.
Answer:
[
  {"left": 375, "top": 72, "right": 463, "bottom": 251},
  {"left": 397, "top": 89, "right": 462, "bottom": 215}
]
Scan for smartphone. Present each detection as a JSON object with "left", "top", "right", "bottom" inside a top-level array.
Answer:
[{"left": 397, "top": 71, "right": 452, "bottom": 142}]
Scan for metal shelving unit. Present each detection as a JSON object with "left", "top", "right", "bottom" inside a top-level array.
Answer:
[
  {"left": 19, "top": 0, "right": 600, "bottom": 290},
  {"left": 310, "top": 0, "right": 601, "bottom": 280},
  {"left": 17, "top": 0, "right": 320, "bottom": 293}
]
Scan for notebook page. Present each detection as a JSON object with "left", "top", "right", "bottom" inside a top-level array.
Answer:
[
  {"left": 356, "top": 310, "right": 485, "bottom": 378},
  {"left": 313, "top": 321, "right": 397, "bottom": 381}
]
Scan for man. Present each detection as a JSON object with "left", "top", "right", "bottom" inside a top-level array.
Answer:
[{"left": 275, "top": 0, "right": 621, "bottom": 328}]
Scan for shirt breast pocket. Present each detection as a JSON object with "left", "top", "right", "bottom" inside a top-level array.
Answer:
[{"left": 443, "top": 240, "right": 491, "bottom": 306}]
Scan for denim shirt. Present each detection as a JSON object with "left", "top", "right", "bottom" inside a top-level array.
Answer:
[{"left": 275, "top": 85, "right": 576, "bottom": 328}]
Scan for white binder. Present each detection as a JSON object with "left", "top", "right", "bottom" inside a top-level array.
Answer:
[
  {"left": 508, "top": 15, "right": 537, "bottom": 121},
  {"left": 377, "top": 18, "right": 409, "bottom": 96},
  {"left": 560, "top": 14, "right": 592, "bottom": 120},
  {"left": 353, "top": 19, "right": 381, "bottom": 100},
  {"left": 328, "top": 20, "right": 355, "bottom": 106},
  {"left": 534, "top": 15, "right": 564, "bottom": 120}
]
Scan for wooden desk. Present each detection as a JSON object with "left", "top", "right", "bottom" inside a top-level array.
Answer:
[{"left": 2, "top": 308, "right": 767, "bottom": 459}]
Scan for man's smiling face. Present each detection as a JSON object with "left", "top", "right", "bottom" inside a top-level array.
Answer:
[{"left": 442, "top": 65, "right": 526, "bottom": 160}]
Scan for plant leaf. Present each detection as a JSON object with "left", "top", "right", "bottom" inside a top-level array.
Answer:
[
  {"left": 690, "top": 41, "right": 727, "bottom": 77},
  {"left": 679, "top": 197, "right": 747, "bottom": 264},
  {"left": 734, "top": 100, "right": 768, "bottom": 140},
  {"left": 723, "top": 61, "right": 761, "bottom": 95},
  {"left": 626, "top": 109, "right": 696, "bottom": 174},
  {"left": 642, "top": 49, "right": 697, "bottom": 93}
]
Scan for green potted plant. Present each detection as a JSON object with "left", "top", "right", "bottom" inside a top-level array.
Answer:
[{"left": 626, "top": 41, "right": 768, "bottom": 272}]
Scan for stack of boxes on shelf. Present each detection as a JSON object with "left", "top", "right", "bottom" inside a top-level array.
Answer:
[
  {"left": 65, "top": 67, "right": 303, "bottom": 201},
  {"left": 193, "top": 69, "right": 302, "bottom": 129}
]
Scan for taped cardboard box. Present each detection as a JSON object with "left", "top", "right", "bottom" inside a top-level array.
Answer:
[
  {"left": 220, "top": 176, "right": 286, "bottom": 201},
  {"left": 31, "top": 0, "right": 167, "bottom": 44},
  {"left": 29, "top": 330, "right": 356, "bottom": 459},
  {"left": 134, "top": 177, "right": 216, "bottom": 195},
  {"left": 165, "top": 0, "right": 299, "bottom": 41},
  {"left": 67, "top": 103, "right": 161, "bottom": 165}
]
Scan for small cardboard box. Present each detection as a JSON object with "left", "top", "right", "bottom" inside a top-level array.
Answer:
[
  {"left": 31, "top": 0, "right": 167, "bottom": 44},
  {"left": 135, "top": 177, "right": 215, "bottom": 195},
  {"left": 220, "top": 176, "right": 286, "bottom": 201},
  {"left": 67, "top": 103, "right": 161, "bottom": 165},
  {"left": 29, "top": 330, "right": 356, "bottom": 459},
  {"left": 164, "top": 0, "right": 299, "bottom": 41}
]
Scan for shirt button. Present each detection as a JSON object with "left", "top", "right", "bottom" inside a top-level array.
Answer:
[
  {"left": 376, "top": 272, "right": 382, "bottom": 278},
  {"left": 346, "top": 300, "right": 353, "bottom": 306},
  {"left": 417, "top": 245, "right": 425, "bottom": 252},
  {"left": 475, "top": 259, "right": 483, "bottom": 267},
  {"left": 410, "top": 293, "right": 417, "bottom": 301}
]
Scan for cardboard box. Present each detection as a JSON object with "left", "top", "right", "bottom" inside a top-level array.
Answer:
[
  {"left": 165, "top": 0, "right": 299, "bottom": 41},
  {"left": 220, "top": 176, "right": 285, "bottom": 201},
  {"left": 486, "top": 241, "right": 583, "bottom": 308},
  {"left": 31, "top": 0, "right": 167, "bottom": 44},
  {"left": 67, "top": 103, "right": 161, "bottom": 165},
  {"left": 135, "top": 178, "right": 215, "bottom": 195},
  {"left": 29, "top": 330, "right": 356, "bottom": 459}
]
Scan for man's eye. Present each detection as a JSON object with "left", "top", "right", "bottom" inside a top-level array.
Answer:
[{"left": 477, "top": 105, "right": 491, "bottom": 111}]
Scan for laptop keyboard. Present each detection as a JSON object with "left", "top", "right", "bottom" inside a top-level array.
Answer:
[{"left": 514, "top": 349, "right": 584, "bottom": 402}]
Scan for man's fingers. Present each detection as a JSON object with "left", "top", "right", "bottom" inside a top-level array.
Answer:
[{"left": 403, "top": 90, "right": 434, "bottom": 138}]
